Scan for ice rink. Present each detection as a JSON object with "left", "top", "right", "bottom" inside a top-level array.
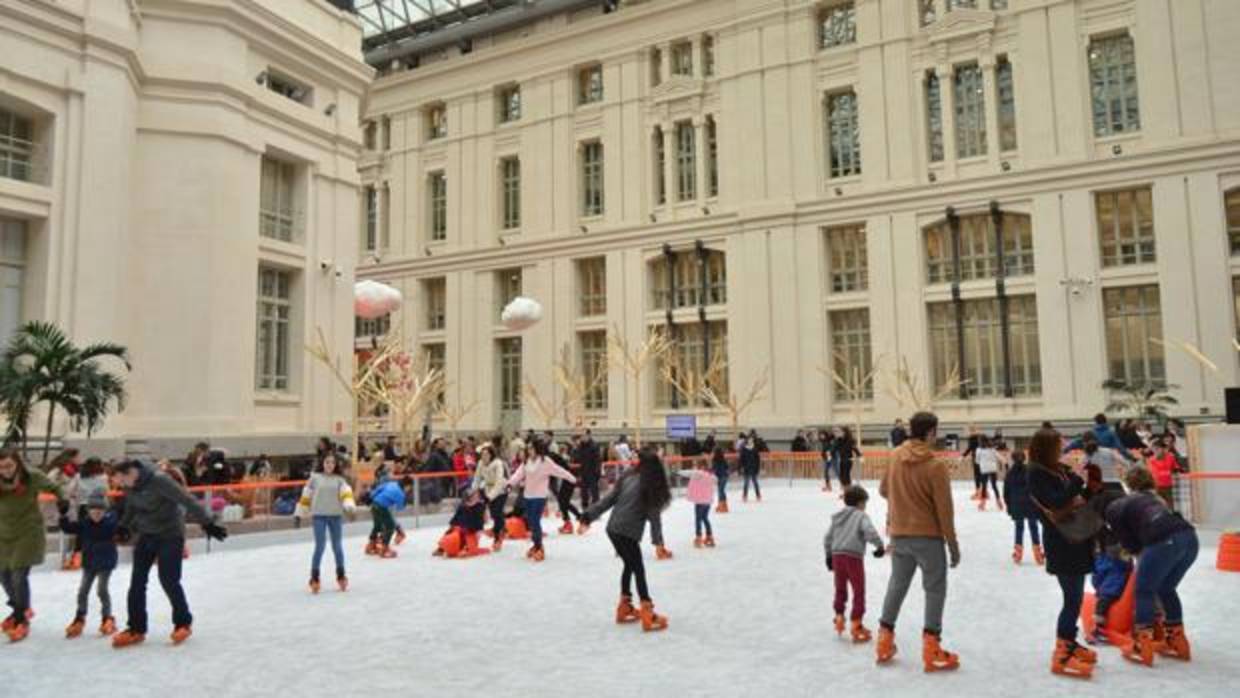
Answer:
[{"left": 8, "top": 481, "right": 1238, "bottom": 697}]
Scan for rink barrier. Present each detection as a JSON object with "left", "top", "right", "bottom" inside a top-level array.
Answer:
[{"left": 38, "top": 469, "right": 474, "bottom": 558}]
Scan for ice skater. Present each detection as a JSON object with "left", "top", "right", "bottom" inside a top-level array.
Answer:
[
  {"left": 0, "top": 448, "right": 68, "bottom": 642},
  {"left": 367, "top": 478, "right": 405, "bottom": 559},
  {"left": 711, "top": 446, "right": 730, "bottom": 513},
  {"left": 1003, "top": 451, "right": 1043, "bottom": 565},
  {"left": 433, "top": 488, "right": 491, "bottom": 559},
  {"left": 59, "top": 492, "right": 119, "bottom": 638},
  {"left": 552, "top": 444, "right": 583, "bottom": 535},
  {"left": 825, "top": 485, "right": 885, "bottom": 643},
  {"left": 681, "top": 459, "right": 717, "bottom": 548},
  {"left": 507, "top": 439, "right": 576, "bottom": 561},
  {"left": 739, "top": 433, "right": 761, "bottom": 503},
  {"left": 110, "top": 459, "right": 228, "bottom": 648},
  {"left": 975, "top": 435, "right": 1004, "bottom": 511},
  {"left": 295, "top": 453, "right": 356, "bottom": 593},
  {"left": 580, "top": 447, "right": 671, "bottom": 632},
  {"left": 1107, "top": 467, "right": 1199, "bottom": 666},
  {"left": 473, "top": 445, "right": 509, "bottom": 551}
]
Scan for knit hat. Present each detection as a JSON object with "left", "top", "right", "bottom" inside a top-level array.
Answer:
[{"left": 86, "top": 491, "right": 108, "bottom": 510}]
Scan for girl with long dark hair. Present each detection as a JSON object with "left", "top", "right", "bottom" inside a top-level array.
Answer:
[{"left": 581, "top": 447, "right": 672, "bottom": 632}]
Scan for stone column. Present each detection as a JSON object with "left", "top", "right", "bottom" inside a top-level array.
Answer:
[
  {"left": 980, "top": 52, "right": 1001, "bottom": 167},
  {"left": 940, "top": 61, "right": 958, "bottom": 178}
]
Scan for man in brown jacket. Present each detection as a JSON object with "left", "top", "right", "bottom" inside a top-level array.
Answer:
[{"left": 875, "top": 411, "right": 960, "bottom": 672}]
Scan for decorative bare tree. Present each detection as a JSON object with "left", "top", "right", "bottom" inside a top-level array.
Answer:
[
  {"left": 883, "top": 355, "right": 966, "bottom": 412},
  {"left": 660, "top": 346, "right": 727, "bottom": 412},
  {"left": 819, "top": 351, "right": 884, "bottom": 441},
  {"left": 306, "top": 327, "right": 400, "bottom": 467},
  {"left": 699, "top": 362, "right": 769, "bottom": 437},
  {"left": 552, "top": 342, "right": 608, "bottom": 428},
  {"left": 608, "top": 326, "right": 672, "bottom": 448},
  {"left": 433, "top": 399, "right": 480, "bottom": 441},
  {"left": 521, "top": 377, "right": 563, "bottom": 430},
  {"left": 365, "top": 342, "right": 446, "bottom": 456}
]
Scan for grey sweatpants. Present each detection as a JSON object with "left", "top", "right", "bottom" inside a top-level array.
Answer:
[
  {"left": 879, "top": 536, "right": 948, "bottom": 635},
  {"left": 76, "top": 568, "right": 112, "bottom": 618}
]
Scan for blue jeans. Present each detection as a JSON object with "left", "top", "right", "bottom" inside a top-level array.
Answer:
[
  {"left": 127, "top": 535, "right": 190, "bottom": 633},
  {"left": 525, "top": 497, "right": 547, "bottom": 548},
  {"left": 312, "top": 515, "right": 346, "bottom": 577},
  {"left": 694, "top": 504, "right": 712, "bottom": 537},
  {"left": 1056, "top": 573, "right": 1085, "bottom": 640},
  {"left": 1014, "top": 517, "right": 1041, "bottom": 546},
  {"left": 1135, "top": 529, "right": 1199, "bottom": 626}
]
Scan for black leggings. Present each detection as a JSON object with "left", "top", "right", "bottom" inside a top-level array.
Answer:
[
  {"left": 608, "top": 532, "right": 650, "bottom": 602},
  {"left": 839, "top": 458, "right": 854, "bottom": 487},
  {"left": 1056, "top": 573, "right": 1085, "bottom": 640},
  {"left": 980, "top": 473, "right": 1000, "bottom": 500},
  {"left": 1, "top": 566, "right": 32, "bottom": 620},
  {"left": 556, "top": 489, "right": 581, "bottom": 523},
  {"left": 487, "top": 494, "right": 508, "bottom": 536},
  {"left": 972, "top": 461, "right": 983, "bottom": 490}
]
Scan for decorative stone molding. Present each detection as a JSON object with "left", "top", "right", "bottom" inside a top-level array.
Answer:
[{"left": 924, "top": 9, "right": 997, "bottom": 45}]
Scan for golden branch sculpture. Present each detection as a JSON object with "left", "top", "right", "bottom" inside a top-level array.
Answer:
[
  {"left": 365, "top": 341, "right": 446, "bottom": 457},
  {"left": 699, "top": 361, "right": 769, "bottom": 436},
  {"left": 1150, "top": 338, "right": 1221, "bottom": 375},
  {"left": 660, "top": 346, "right": 728, "bottom": 410},
  {"left": 608, "top": 325, "right": 672, "bottom": 447},
  {"left": 818, "top": 352, "right": 883, "bottom": 440},
  {"left": 883, "top": 355, "right": 967, "bottom": 412},
  {"left": 521, "top": 376, "right": 563, "bottom": 430},
  {"left": 433, "top": 399, "right": 479, "bottom": 441},
  {"left": 551, "top": 342, "right": 608, "bottom": 428},
  {"left": 305, "top": 326, "right": 400, "bottom": 467}
]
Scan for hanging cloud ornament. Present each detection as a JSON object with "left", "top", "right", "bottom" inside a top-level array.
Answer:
[
  {"left": 354, "top": 280, "right": 403, "bottom": 319},
  {"left": 501, "top": 296, "right": 543, "bottom": 330}
]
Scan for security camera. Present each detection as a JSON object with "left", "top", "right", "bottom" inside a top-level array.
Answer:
[
  {"left": 334, "top": 269, "right": 344, "bottom": 279},
  {"left": 319, "top": 259, "right": 333, "bottom": 272},
  {"left": 255, "top": 71, "right": 268, "bottom": 86}
]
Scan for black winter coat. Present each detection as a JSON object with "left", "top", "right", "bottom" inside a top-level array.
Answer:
[
  {"left": 1002, "top": 464, "right": 1035, "bottom": 520},
  {"left": 1028, "top": 464, "right": 1095, "bottom": 576},
  {"left": 1105, "top": 492, "right": 1194, "bottom": 556},
  {"left": 58, "top": 511, "right": 119, "bottom": 572}
]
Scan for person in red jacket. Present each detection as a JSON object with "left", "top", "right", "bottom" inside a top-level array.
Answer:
[{"left": 1145, "top": 439, "right": 1178, "bottom": 509}]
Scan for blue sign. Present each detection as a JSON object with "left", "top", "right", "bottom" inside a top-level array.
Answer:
[{"left": 666, "top": 414, "right": 697, "bottom": 439}]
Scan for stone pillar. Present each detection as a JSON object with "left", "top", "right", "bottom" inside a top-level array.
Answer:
[
  {"left": 940, "top": 61, "right": 958, "bottom": 178},
  {"left": 980, "top": 52, "right": 1001, "bottom": 167}
]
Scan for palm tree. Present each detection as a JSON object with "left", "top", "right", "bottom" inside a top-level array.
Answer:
[
  {"left": 1101, "top": 378, "right": 1179, "bottom": 428},
  {"left": 2, "top": 322, "right": 130, "bottom": 465}
]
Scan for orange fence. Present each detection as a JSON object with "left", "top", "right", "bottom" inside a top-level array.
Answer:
[{"left": 602, "top": 450, "right": 968, "bottom": 483}]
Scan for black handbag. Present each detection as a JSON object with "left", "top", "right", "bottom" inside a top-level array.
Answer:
[{"left": 1033, "top": 493, "right": 1105, "bottom": 544}]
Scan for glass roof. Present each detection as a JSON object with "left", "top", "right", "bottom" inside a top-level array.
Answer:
[{"left": 355, "top": 0, "right": 487, "bottom": 39}]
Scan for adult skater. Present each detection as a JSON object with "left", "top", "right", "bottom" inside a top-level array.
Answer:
[
  {"left": 1027, "top": 428, "right": 1098, "bottom": 679},
  {"left": 295, "top": 453, "right": 356, "bottom": 593},
  {"left": 110, "top": 459, "right": 228, "bottom": 648},
  {"left": 1107, "top": 467, "right": 1198, "bottom": 666},
  {"left": 507, "top": 439, "right": 576, "bottom": 561},
  {"left": 580, "top": 447, "right": 671, "bottom": 632},
  {"left": 833, "top": 426, "right": 862, "bottom": 489},
  {"left": 474, "top": 445, "right": 509, "bottom": 551},
  {"left": 875, "top": 412, "right": 960, "bottom": 672},
  {"left": 711, "top": 446, "right": 730, "bottom": 513},
  {"left": 739, "top": 432, "right": 761, "bottom": 502},
  {"left": 0, "top": 448, "right": 68, "bottom": 642},
  {"left": 575, "top": 431, "right": 602, "bottom": 512}
]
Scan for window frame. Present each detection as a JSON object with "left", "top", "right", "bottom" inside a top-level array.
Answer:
[
  {"left": 1096, "top": 187, "right": 1155, "bottom": 267},
  {"left": 578, "top": 257, "right": 607, "bottom": 317},
  {"left": 580, "top": 141, "right": 604, "bottom": 217},
  {"left": 675, "top": 121, "right": 697, "bottom": 201},
  {"left": 497, "top": 337, "right": 523, "bottom": 413},
  {"left": 425, "top": 277, "right": 447, "bottom": 331},
  {"left": 578, "top": 64, "right": 604, "bottom": 105},
  {"left": 825, "top": 224, "right": 868, "bottom": 293},
  {"left": 259, "top": 155, "right": 298, "bottom": 243},
  {"left": 928, "top": 295, "right": 1042, "bottom": 398},
  {"left": 819, "top": 1, "right": 857, "bottom": 50},
  {"left": 428, "top": 171, "right": 447, "bottom": 242},
  {"left": 500, "top": 157, "right": 521, "bottom": 231},
  {"left": 705, "top": 116, "right": 719, "bottom": 198},
  {"left": 829, "top": 308, "right": 873, "bottom": 401},
  {"left": 925, "top": 71, "right": 944, "bottom": 163},
  {"left": 255, "top": 266, "right": 294, "bottom": 392},
  {"left": 498, "top": 84, "right": 522, "bottom": 124},
  {"left": 0, "top": 218, "right": 26, "bottom": 348},
  {"left": 1224, "top": 188, "right": 1240, "bottom": 257},
  {"left": 953, "top": 63, "right": 988, "bottom": 159},
  {"left": 1089, "top": 33, "right": 1141, "bottom": 138},
  {"left": 0, "top": 108, "right": 35, "bottom": 182},
  {"left": 1103, "top": 285, "right": 1164, "bottom": 386},
  {"left": 826, "top": 89, "right": 862, "bottom": 179},
  {"left": 426, "top": 103, "right": 448, "bottom": 140},
  {"left": 497, "top": 268, "right": 523, "bottom": 319},
  {"left": 671, "top": 42, "right": 694, "bottom": 77},
  {"left": 996, "top": 57, "right": 1018, "bottom": 152},
  {"left": 579, "top": 330, "right": 609, "bottom": 411}
]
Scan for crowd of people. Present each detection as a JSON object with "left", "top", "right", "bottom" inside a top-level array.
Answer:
[{"left": 0, "top": 411, "right": 1204, "bottom": 680}]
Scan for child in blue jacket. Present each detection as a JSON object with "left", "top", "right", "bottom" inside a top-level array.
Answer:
[
  {"left": 58, "top": 492, "right": 119, "bottom": 638},
  {"left": 368, "top": 480, "right": 405, "bottom": 558}
]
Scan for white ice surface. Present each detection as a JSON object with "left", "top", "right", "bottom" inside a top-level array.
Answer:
[{"left": 7, "top": 481, "right": 1238, "bottom": 697}]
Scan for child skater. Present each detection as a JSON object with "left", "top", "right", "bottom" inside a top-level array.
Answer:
[
  {"left": 433, "top": 488, "right": 491, "bottom": 558},
  {"left": 681, "top": 459, "right": 717, "bottom": 548},
  {"left": 0, "top": 448, "right": 67, "bottom": 642},
  {"left": 824, "top": 485, "right": 885, "bottom": 643},
  {"left": 473, "top": 445, "right": 509, "bottom": 551},
  {"left": 1083, "top": 463, "right": 1129, "bottom": 644},
  {"left": 506, "top": 439, "right": 576, "bottom": 562},
  {"left": 60, "top": 492, "right": 119, "bottom": 638},
  {"left": 1003, "top": 450, "right": 1043, "bottom": 565},
  {"left": 711, "top": 446, "right": 730, "bottom": 514},
  {"left": 295, "top": 453, "right": 357, "bottom": 593},
  {"left": 975, "top": 435, "right": 1003, "bottom": 511},
  {"left": 368, "top": 478, "right": 405, "bottom": 559},
  {"left": 580, "top": 447, "right": 671, "bottom": 632}
]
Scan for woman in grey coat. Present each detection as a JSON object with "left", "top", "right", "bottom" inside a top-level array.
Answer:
[{"left": 581, "top": 448, "right": 671, "bottom": 632}]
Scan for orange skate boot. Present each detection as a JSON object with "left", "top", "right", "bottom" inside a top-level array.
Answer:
[
  {"left": 66, "top": 616, "right": 85, "bottom": 638},
  {"left": 615, "top": 595, "right": 640, "bottom": 624},
  {"left": 876, "top": 626, "right": 897, "bottom": 664},
  {"left": 851, "top": 621, "right": 873, "bottom": 644},
  {"left": 922, "top": 632, "right": 960, "bottom": 673},
  {"left": 639, "top": 600, "right": 668, "bottom": 632},
  {"left": 1051, "top": 638, "right": 1094, "bottom": 679}
]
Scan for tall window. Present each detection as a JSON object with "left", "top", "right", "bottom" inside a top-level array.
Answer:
[
  {"left": 827, "top": 91, "right": 861, "bottom": 178},
  {"left": 829, "top": 309, "right": 873, "bottom": 400},
  {"left": 1104, "top": 286, "right": 1164, "bottom": 385},
  {"left": 671, "top": 42, "right": 693, "bottom": 77},
  {"left": 652, "top": 249, "right": 727, "bottom": 310},
  {"left": 0, "top": 218, "right": 25, "bottom": 347},
  {"left": 426, "top": 103, "right": 447, "bottom": 139},
  {"left": 702, "top": 35, "right": 716, "bottom": 77},
  {"left": 1096, "top": 187, "right": 1154, "bottom": 267},
  {"left": 429, "top": 172, "right": 447, "bottom": 241},
  {"left": 363, "top": 186, "right": 378, "bottom": 252},
  {"left": 498, "top": 85, "right": 521, "bottom": 123},
  {"left": 0, "top": 108, "right": 34, "bottom": 182},
  {"left": 1089, "top": 34, "right": 1141, "bottom": 137},
  {"left": 578, "top": 257, "right": 607, "bottom": 316},
  {"left": 424, "top": 343, "right": 446, "bottom": 406},
  {"left": 656, "top": 321, "right": 728, "bottom": 408},
  {"left": 578, "top": 65, "right": 603, "bottom": 105},
  {"left": 925, "top": 72, "right": 944, "bottom": 163},
  {"left": 929, "top": 296, "right": 1042, "bottom": 397},
  {"left": 706, "top": 116, "right": 719, "bottom": 198},
  {"left": 1224, "top": 188, "right": 1240, "bottom": 256},
  {"left": 259, "top": 156, "right": 297, "bottom": 242},
  {"left": 501, "top": 157, "right": 521, "bottom": 231},
  {"left": 579, "top": 330, "right": 609, "bottom": 410},
  {"left": 954, "top": 64, "right": 987, "bottom": 158},
  {"left": 581, "top": 142, "right": 604, "bottom": 216},
  {"left": 653, "top": 128, "right": 666, "bottom": 205},
  {"left": 356, "top": 314, "right": 390, "bottom": 339},
  {"left": 256, "top": 267, "right": 293, "bottom": 391},
  {"left": 497, "top": 338, "right": 523, "bottom": 413},
  {"left": 425, "top": 277, "right": 446, "bottom": 331},
  {"left": 497, "top": 268, "right": 522, "bottom": 317},
  {"left": 825, "top": 225, "right": 868, "bottom": 293},
  {"left": 996, "top": 57, "right": 1017, "bottom": 151},
  {"left": 924, "top": 212, "right": 1035, "bottom": 284},
  {"left": 819, "top": 2, "right": 857, "bottom": 49},
  {"left": 676, "top": 122, "right": 696, "bottom": 201}
]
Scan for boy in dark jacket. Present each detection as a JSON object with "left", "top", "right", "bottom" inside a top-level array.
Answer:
[
  {"left": 58, "top": 492, "right": 119, "bottom": 638},
  {"left": 433, "top": 488, "right": 490, "bottom": 558},
  {"left": 1003, "top": 452, "right": 1043, "bottom": 565}
]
